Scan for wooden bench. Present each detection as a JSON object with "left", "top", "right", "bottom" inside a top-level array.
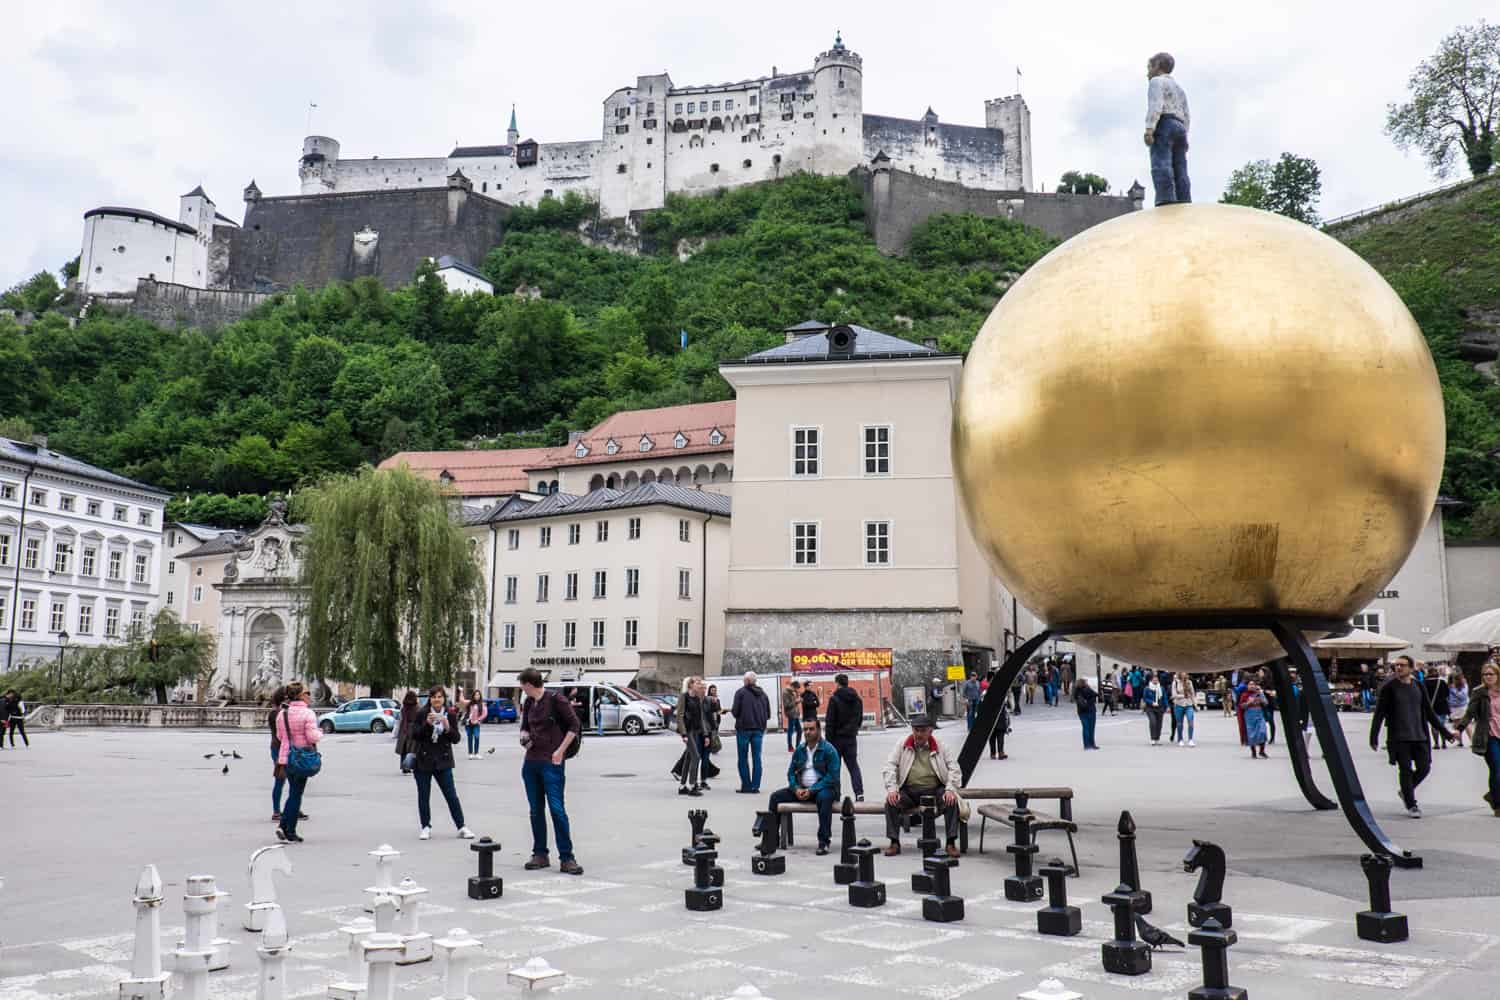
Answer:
[{"left": 972, "top": 787, "right": 1079, "bottom": 874}]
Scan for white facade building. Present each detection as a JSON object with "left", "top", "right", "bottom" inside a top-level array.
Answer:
[
  {"left": 433, "top": 255, "right": 494, "bottom": 295},
  {"left": 1, "top": 436, "right": 169, "bottom": 670},
  {"left": 79, "top": 187, "right": 238, "bottom": 298}
]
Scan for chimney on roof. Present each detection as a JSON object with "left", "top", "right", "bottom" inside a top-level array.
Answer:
[
  {"left": 567, "top": 430, "right": 586, "bottom": 444},
  {"left": 922, "top": 337, "right": 938, "bottom": 350},
  {"left": 31, "top": 433, "right": 48, "bottom": 449}
]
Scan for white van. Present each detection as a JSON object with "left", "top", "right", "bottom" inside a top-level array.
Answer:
[{"left": 563, "top": 680, "right": 665, "bottom": 736}]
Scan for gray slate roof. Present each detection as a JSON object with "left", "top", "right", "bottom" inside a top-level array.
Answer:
[
  {"left": 487, "top": 482, "right": 729, "bottom": 524},
  {"left": 435, "top": 255, "right": 491, "bottom": 282},
  {"left": 730, "top": 324, "right": 946, "bottom": 364},
  {"left": 450, "top": 145, "right": 515, "bottom": 158},
  {"left": 179, "top": 533, "right": 243, "bottom": 559},
  {"left": 0, "top": 437, "right": 171, "bottom": 497}
]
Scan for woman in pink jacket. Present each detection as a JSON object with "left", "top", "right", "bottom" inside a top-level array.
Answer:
[
  {"left": 463, "top": 688, "right": 488, "bottom": 760},
  {"left": 274, "top": 682, "right": 321, "bottom": 843}
]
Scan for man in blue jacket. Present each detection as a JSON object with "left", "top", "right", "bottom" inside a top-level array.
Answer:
[{"left": 754, "top": 718, "right": 841, "bottom": 854}]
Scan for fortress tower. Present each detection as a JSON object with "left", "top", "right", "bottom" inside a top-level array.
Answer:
[
  {"left": 811, "top": 32, "right": 864, "bottom": 175},
  {"left": 983, "top": 96, "right": 1032, "bottom": 191},
  {"left": 299, "top": 135, "right": 341, "bottom": 194}
]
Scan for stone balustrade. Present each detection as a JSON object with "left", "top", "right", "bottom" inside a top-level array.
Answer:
[{"left": 28, "top": 703, "right": 271, "bottom": 730}]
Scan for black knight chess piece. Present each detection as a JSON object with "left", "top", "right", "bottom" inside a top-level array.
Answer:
[
  {"left": 1101, "top": 884, "right": 1152, "bottom": 975},
  {"left": 1004, "top": 792, "right": 1044, "bottom": 902},
  {"left": 833, "top": 797, "right": 859, "bottom": 885},
  {"left": 685, "top": 847, "right": 723, "bottom": 911},
  {"left": 1184, "top": 839, "right": 1232, "bottom": 928},
  {"left": 1355, "top": 853, "right": 1408, "bottom": 943},
  {"left": 1188, "top": 918, "right": 1249, "bottom": 1000},
  {"left": 1036, "top": 861, "right": 1082, "bottom": 936},
  {"left": 848, "top": 839, "right": 886, "bottom": 908},
  {"left": 921, "top": 855, "right": 964, "bottom": 923},
  {"left": 467, "top": 836, "right": 503, "bottom": 900},
  {"left": 751, "top": 811, "right": 785, "bottom": 876},
  {"left": 684, "top": 809, "right": 708, "bottom": 866},
  {"left": 1115, "top": 810, "right": 1152, "bottom": 914}
]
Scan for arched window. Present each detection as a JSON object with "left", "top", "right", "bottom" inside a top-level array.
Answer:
[{"left": 589, "top": 474, "right": 605, "bottom": 491}]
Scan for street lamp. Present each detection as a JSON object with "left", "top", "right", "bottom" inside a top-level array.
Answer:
[{"left": 55, "top": 630, "right": 69, "bottom": 706}]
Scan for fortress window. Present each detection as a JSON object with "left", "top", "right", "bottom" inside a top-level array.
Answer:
[
  {"left": 749, "top": 94, "right": 757, "bottom": 106},
  {"left": 839, "top": 80, "right": 846, "bottom": 89},
  {"left": 164, "top": 255, "right": 171, "bottom": 262},
  {"left": 617, "top": 164, "right": 627, "bottom": 173},
  {"left": 482, "top": 182, "right": 487, "bottom": 192},
  {"left": 742, "top": 159, "right": 752, "bottom": 168},
  {"left": 544, "top": 189, "right": 553, "bottom": 197},
  {"left": 710, "top": 163, "right": 719, "bottom": 173},
  {"left": 94, "top": 266, "right": 102, "bottom": 274},
  {"left": 773, "top": 154, "right": 782, "bottom": 165},
  {"left": 616, "top": 107, "right": 629, "bottom": 119},
  {"left": 646, "top": 102, "right": 654, "bottom": 114},
  {"left": 646, "top": 137, "right": 653, "bottom": 144},
  {"left": 782, "top": 113, "right": 793, "bottom": 121},
  {"left": 803, "top": 112, "right": 814, "bottom": 119},
  {"left": 725, "top": 99, "right": 734, "bottom": 110},
  {"left": 616, "top": 124, "right": 629, "bottom": 134}
]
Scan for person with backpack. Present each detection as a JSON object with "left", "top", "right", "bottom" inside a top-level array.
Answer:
[
  {"left": 824, "top": 673, "right": 866, "bottom": 801},
  {"left": 518, "top": 668, "right": 583, "bottom": 875},
  {"left": 409, "top": 685, "right": 475, "bottom": 841},
  {"left": 1075, "top": 676, "right": 1099, "bottom": 750},
  {"left": 800, "top": 681, "right": 821, "bottom": 728},
  {"left": 273, "top": 682, "right": 321, "bottom": 843}
]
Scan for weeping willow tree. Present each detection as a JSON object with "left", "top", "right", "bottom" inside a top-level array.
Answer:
[{"left": 299, "top": 466, "right": 485, "bottom": 693}]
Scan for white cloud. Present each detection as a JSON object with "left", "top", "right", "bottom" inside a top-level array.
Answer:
[{"left": 1, "top": 0, "right": 1490, "bottom": 287}]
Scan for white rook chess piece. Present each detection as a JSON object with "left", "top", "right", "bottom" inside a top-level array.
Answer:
[
  {"left": 327, "top": 915, "right": 375, "bottom": 1000},
  {"left": 507, "top": 956, "right": 565, "bottom": 992},
  {"left": 433, "top": 928, "right": 483, "bottom": 1000},
  {"left": 722, "top": 987, "right": 772, "bottom": 999},
  {"left": 362, "top": 933, "right": 405, "bottom": 1000},
  {"left": 1017, "top": 979, "right": 1085, "bottom": 1000},
  {"left": 390, "top": 877, "right": 432, "bottom": 965},
  {"left": 119, "top": 866, "right": 171, "bottom": 1000},
  {"left": 363, "top": 845, "right": 400, "bottom": 913},
  {"left": 177, "top": 873, "right": 232, "bottom": 971},
  {"left": 256, "top": 904, "right": 292, "bottom": 1000},
  {"left": 245, "top": 844, "right": 294, "bottom": 932}
]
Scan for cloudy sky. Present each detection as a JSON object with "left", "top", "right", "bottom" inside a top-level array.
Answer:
[{"left": 3, "top": 1, "right": 1489, "bottom": 289}]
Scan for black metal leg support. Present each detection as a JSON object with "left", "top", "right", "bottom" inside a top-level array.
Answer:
[
  {"left": 1271, "top": 620, "right": 1421, "bottom": 869},
  {"left": 958, "top": 630, "right": 1053, "bottom": 786},
  {"left": 1267, "top": 658, "right": 1336, "bottom": 811}
]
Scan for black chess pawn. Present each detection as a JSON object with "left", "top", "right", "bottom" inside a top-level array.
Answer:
[
  {"left": 1184, "top": 839, "right": 1232, "bottom": 929},
  {"left": 684, "top": 809, "right": 708, "bottom": 866},
  {"left": 1036, "top": 861, "right": 1082, "bottom": 936},
  {"left": 1187, "top": 917, "right": 1248, "bottom": 1000},
  {"left": 467, "top": 836, "right": 503, "bottom": 900},
  {"left": 911, "top": 795, "right": 942, "bottom": 894},
  {"left": 1355, "top": 853, "right": 1408, "bottom": 943},
  {"left": 921, "top": 855, "right": 964, "bottom": 923},
  {"left": 1115, "top": 810, "right": 1152, "bottom": 915},
  {"left": 1101, "top": 883, "right": 1152, "bottom": 975},
  {"left": 751, "top": 812, "right": 785, "bottom": 876},
  {"left": 698, "top": 829, "right": 725, "bottom": 886},
  {"left": 1005, "top": 792, "right": 1044, "bottom": 902},
  {"left": 848, "top": 839, "right": 886, "bottom": 908},
  {"left": 685, "top": 847, "right": 723, "bottom": 911},
  {"left": 833, "top": 798, "right": 858, "bottom": 885}
]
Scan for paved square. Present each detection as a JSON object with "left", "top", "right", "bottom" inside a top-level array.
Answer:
[{"left": 3, "top": 703, "right": 1498, "bottom": 998}]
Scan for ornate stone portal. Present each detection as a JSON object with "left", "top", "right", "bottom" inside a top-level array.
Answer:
[{"left": 212, "top": 502, "right": 310, "bottom": 703}]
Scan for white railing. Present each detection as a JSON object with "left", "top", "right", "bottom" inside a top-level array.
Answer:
[
  {"left": 1322, "top": 174, "right": 1490, "bottom": 229},
  {"left": 28, "top": 703, "right": 269, "bottom": 730}
]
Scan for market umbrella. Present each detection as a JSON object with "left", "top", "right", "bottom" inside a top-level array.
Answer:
[
  {"left": 1424, "top": 608, "right": 1500, "bottom": 652},
  {"left": 1312, "top": 627, "right": 1410, "bottom": 654}
]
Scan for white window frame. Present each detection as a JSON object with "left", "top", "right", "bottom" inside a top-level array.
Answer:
[
  {"left": 591, "top": 619, "right": 606, "bottom": 648},
  {"left": 678, "top": 567, "right": 691, "bottom": 600},
  {"left": 23, "top": 537, "right": 41, "bottom": 570},
  {"left": 0, "top": 534, "right": 9, "bottom": 566},
  {"left": 533, "top": 621, "right": 548, "bottom": 649},
  {"left": 568, "top": 523, "right": 581, "bottom": 545},
  {"left": 130, "top": 608, "right": 145, "bottom": 634},
  {"left": 791, "top": 520, "right": 820, "bottom": 567},
  {"left": 504, "top": 576, "right": 518, "bottom": 604},
  {"left": 167, "top": 559, "right": 176, "bottom": 575},
  {"left": 1351, "top": 609, "right": 1385, "bottom": 633},
  {"left": 107, "top": 550, "right": 123, "bottom": 580},
  {"left": 596, "top": 520, "right": 609, "bottom": 542},
  {"left": 592, "top": 570, "right": 607, "bottom": 599},
  {"left": 539, "top": 526, "right": 552, "bottom": 548},
  {"left": 862, "top": 424, "right": 892, "bottom": 476},
  {"left": 50, "top": 599, "right": 66, "bottom": 633},
  {"left": 133, "top": 553, "right": 149, "bottom": 584},
  {"left": 30, "top": 488, "right": 47, "bottom": 507},
  {"left": 678, "top": 519, "right": 690, "bottom": 542},
  {"left": 0, "top": 482, "right": 14, "bottom": 501},
  {"left": 166, "top": 590, "right": 175, "bottom": 606},
  {"left": 138, "top": 510, "right": 152, "bottom": 527},
  {"left": 791, "top": 426, "right": 822, "bottom": 478},
  {"left": 625, "top": 567, "right": 640, "bottom": 598},
  {"left": 507, "top": 529, "right": 520, "bottom": 550},
  {"left": 863, "top": 519, "right": 892, "bottom": 566},
  {"left": 192, "top": 584, "right": 203, "bottom": 602},
  {"left": 113, "top": 505, "right": 128, "bottom": 523},
  {"left": 77, "top": 602, "right": 92, "bottom": 635},
  {"left": 502, "top": 622, "right": 517, "bottom": 650},
  {"left": 86, "top": 499, "right": 100, "bottom": 517},
  {"left": 59, "top": 494, "right": 75, "bottom": 512},
  {"left": 0, "top": 593, "right": 6, "bottom": 628},
  {"left": 677, "top": 620, "right": 691, "bottom": 649},
  {"left": 81, "top": 546, "right": 96, "bottom": 577},
  {"left": 104, "top": 604, "right": 120, "bottom": 636},
  {"left": 624, "top": 618, "right": 639, "bottom": 648},
  {"left": 52, "top": 540, "right": 73, "bottom": 574},
  {"left": 565, "top": 572, "right": 579, "bottom": 601},
  {"left": 536, "top": 574, "right": 550, "bottom": 602},
  {"left": 563, "top": 620, "right": 578, "bottom": 649},
  {"left": 20, "top": 597, "right": 37, "bottom": 630},
  {"left": 628, "top": 517, "right": 641, "bottom": 540}
]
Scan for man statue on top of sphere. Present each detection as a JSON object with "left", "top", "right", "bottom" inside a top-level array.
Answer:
[{"left": 1144, "top": 52, "right": 1191, "bottom": 206}]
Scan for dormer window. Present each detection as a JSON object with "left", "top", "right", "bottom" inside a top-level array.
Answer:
[
  {"left": 708, "top": 428, "right": 724, "bottom": 446},
  {"left": 639, "top": 436, "right": 653, "bottom": 452},
  {"left": 605, "top": 438, "right": 620, "bottom": 455},
  {"left": 575, "top": 443, "right": 589, "bottom": 458},
  {"left": 673, "top": 432, "right": 688, "bottom": 449}
]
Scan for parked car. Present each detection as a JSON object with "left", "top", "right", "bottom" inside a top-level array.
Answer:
[
  {"left": 484, "top": 697, "right": 519, "bottom": 723},
  {"left": 625, "top": 687, "right": 676, "bottom": 728},
  {"left": 559, "top": 682, "right": 664, "bottom": 736},
  {"left": 317, "top": 698, "right": 400, "bottom": 733}
]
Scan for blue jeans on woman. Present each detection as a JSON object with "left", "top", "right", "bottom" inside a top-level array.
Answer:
[
  {"left": 271, "top": 745, "right": 284, "bottom": 814},
  {"left": 1486, "top": 737, "right": 1500, "bottom": 808},
  {"left": 280, "top": 775, "right": 308, "bottom": 838},
  {"left": 415, "top": 767, "right": 466, "bottom": 830},
  {"left": 1150, "top": 115, "right": 1191, "bottom": 205},
  {"left": 1080, "top": 710, "right": 1098, "bottom": 749},
  {"left": 465, "top": 723, "right": 482, "bottom": 756},
  {"left": 1172, "top": 704, "right": 1196, "bottom": 742},
  {"left": 521, "top": 759, "right": 575, "bottom": 862}
]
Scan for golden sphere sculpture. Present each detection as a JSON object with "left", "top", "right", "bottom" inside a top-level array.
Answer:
[{"left": 953, "top": 203, "right": 1445, "bottom": 671}]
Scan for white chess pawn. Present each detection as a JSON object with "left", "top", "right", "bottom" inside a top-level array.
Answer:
[
  {"left": 327, "top": 916, "right": 375, "bottom": 1000},
  {"left": 256, "top": 904, "right": 293, "bottom": 1000},
  {"left": 362, "top": 933, "right": 405, "bottom": 1000},
  {"left": 433, "top": 928, "right": 483, "bottom": 1000},
  {"left": 119, "top": 866, "right": 171, "bottom": 1000}
]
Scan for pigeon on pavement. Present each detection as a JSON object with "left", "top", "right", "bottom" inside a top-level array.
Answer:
[
  {"left": 1135, "top": 915, "right": 1185, "bottom": 950},
  {"left": 231, "top": 750, "right": 243, "bottom": 759},
  {"left": 486, "top": 747, "right": 496, "bottom": 755},
  {"left": 221, "top": 764, "right": 230, "bottom": 775},
  {"left": 202, "top": 753, "right": 215, "bottom": 759}
]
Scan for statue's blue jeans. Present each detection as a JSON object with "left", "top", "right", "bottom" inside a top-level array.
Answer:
[{"left": 1151, "top": 115, "right": 1191, "bottom": 205}]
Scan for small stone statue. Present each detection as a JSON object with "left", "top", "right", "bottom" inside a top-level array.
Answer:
[{"left": 1144, "top": 52, "right": 1191, "bottom": 206}]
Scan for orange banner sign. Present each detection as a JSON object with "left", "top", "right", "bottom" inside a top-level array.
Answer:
[{"left": 790, "top": 648, "right": 894, "bottom": 672}]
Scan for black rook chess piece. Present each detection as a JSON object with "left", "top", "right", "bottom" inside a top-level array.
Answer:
[
  {"left": 1184, "top": 839, "right": 1232, "bottom": 929},
  {"left": 698, "top": 829, "right": 725, "bottom": 886},
  {"left": 1005, "top": 792, "right": 1044, "bottom": 902},
  {"left": 1036, "top": 861, "right": 1082, "bottom": 936},
  {"left": 833, "top": 797, "right": 858, "bottom": 885},
  {"left": 921, "top": 855, "right": 964, "bottom": 923},
  {"left": 911, "top": 795, "right": 942, "bottom": 894},
  {"left": 751, "top": 811, "right": 786, "bottom": 876},
  {"left": 684, "top": 809, "right": 708, "bottom": 866},
  {"left": 1116, "top": 811, "right": 1152, "bottom": 915},
  {"left": 1101, "top": 883, "right": 1153, "bottom": 976},
  {"left": 848, "top": 839, "right": 887, "bottom": 908},
  {"left": 1187, "top": 917, "right": 1248, "bottom": 1000},
  {"left": 1355, "top": 853, "right": 1408, "bottom": 943},
  {"left": 467, "top": 836, "right": 503, "bottom": 900},
  {"left": 685, "top": 847, "right": 724, "bottom": 911}
]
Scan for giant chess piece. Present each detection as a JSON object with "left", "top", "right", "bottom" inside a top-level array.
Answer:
[
  {"left": 1101, "top": 884, "right": 1152, "bottom": 976},
  {"left": 468, "top": 837, "right": 503, "bottom": 900},
  {"left": 171, "top": 875, "right": 225, "bottom": 1000},
  {"left": 921, "top": 855, "right": 964, "bottom": 923},
  {"left": 848, "top": 839, "right": 887, "bottom": 908},
  {"left": 364, "top": 844, "right": 401, "bottom": 913},
  {"left": 751, "top": 812, "right": 786, "bottom": 876},
  {"left": 684, "top": 809, "right": 709, "bottom": 865},
  {"left": 177, "top": 873, "right": 232, "bottom": 971},
  {"left": 119, "top": 865, "right": 171, "bottom": 1000},
  {"left": 390, "top": 877, "right": 433, "bottom": 965},
  {"left": 255, "top": 904, "right": 292, "bottom": 1000},
  {"left": 833, "top": 798, "right": 859, "bottom": 885},
  {"left": 326, "top": 915, "right": 375, "bottom": 1000},
  {"left": 911, "top": 795, "right": 942, "bottom": 894},
  {"left": 1036, "top": 861, "right": 1082, "bottom": 937},
  {"left": 699, "top": 829, "right": 725, "bottom": 887},
  {"left": 1355, "top": 853, "right": 1408, "bottom": 943},
  {"left": 361, "top": 933, "right": 405, "bottom": 1000},
  {"left": 434, "top": 927, "right": 484, "bottom": 1000},
  {"left": 1184, "top": 839, "right": 1232, "bottom": 928},
  {"left": 1188, "top": 917, "right": 1248, "bottom": 1000},
  {"left": 1115, "top": 811, "right": 1152, "bottom": 914},
  {"left": 1005, "top": 792, "right": 1043, "bottom": 902},
  {"left": 685, "top": 847, "right": 724, "bottom": 911},
  {"left": 245, "top": 844, "right": 293, "bottom": 932}
]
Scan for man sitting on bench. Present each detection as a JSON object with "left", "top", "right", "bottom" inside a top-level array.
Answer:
[
  {"left": 882, "top": 713, "right": 962, "bottom": 858},
  {"left": 753, "top": 718, "right": 841, "bottom": 855}
]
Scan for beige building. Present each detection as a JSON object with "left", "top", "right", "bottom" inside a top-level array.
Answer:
[
  {"left": 174, "top": 531, "right": 241, "bottom": 637},
  {"left": 470, "top": 482, "right": 730, "bottom": 691},
  {"left": 719, "top": 323, "right": 1003, "bottom": 689},
  {"left": 159, "top": 522, "right": 233, "bottom": 626}
]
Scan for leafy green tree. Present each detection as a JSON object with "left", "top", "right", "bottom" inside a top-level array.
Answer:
[
  {"left": 299, "top": 466, "right": 485, "bottom": 694},
  {"left": 1220, "top": 153, "right": 1323, "bottom": 224},
  {"left": 165, "top": 492, "right": 270, "bottom": 528},
  {"left": 627, "top": 271, "right": 682, "bottom": 355},
  {"left": 1057, "top": 171, "right": 1110, "bottom": 194},
  {"left": 130, "top": 609, "right": 217, "bottom": 705},
  {"left": 0, "top": 416, "right": 36, "bottom": 441},
  {"left": 1386, "top": 20, "right": 1500, "bottom": 177},
  {"left": 1469, "top": 493, "right": 1500, "bottom": 539},
  {"left": 61, "top": 256, "right": 80, "bottom": 282},
  {"left": 1, "top": 271, "right": 63, "bottom": 314}
]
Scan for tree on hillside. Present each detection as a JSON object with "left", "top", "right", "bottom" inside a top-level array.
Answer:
[
  {"left": 1057, "top": 171, "right": 1110, "bottom": 194},
  {"left": 1220, "top": 154, "right": 1323, "bottom": 224},
  {"left": 299, "top": 466, "right": 485, "bottom": 694},
  {"left": 1, "top": 271, "right": 62, "bottom": 314},
  {"left": 1386, "top": 20, "right": 1500, "bottom": 177}
]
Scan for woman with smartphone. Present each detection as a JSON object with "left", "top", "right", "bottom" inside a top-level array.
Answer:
[{"left": 409, "top": 685, "right": 476, "bottom": 841}]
